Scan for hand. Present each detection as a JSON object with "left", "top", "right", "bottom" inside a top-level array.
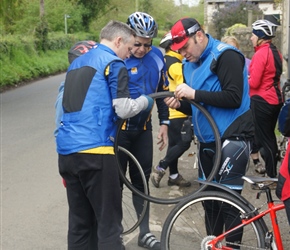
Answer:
[
  {"left": 142, "top": 95, "right": 154, "bottom": 112},
  {"left": 175, "top": 83, "right": 195, "bottom": 100},
  {"left": 164, "top": 97, "right": 181, "bottom": 109},
  {"left": 157, "top": 125, "right": 168, "bottom": 151}
]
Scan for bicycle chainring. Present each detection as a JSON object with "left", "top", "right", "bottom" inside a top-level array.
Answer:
[{"left": 201, "top": 235, "right": 221, "bottom": 250}]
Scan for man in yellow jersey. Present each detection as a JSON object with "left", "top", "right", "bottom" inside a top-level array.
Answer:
[{"left": 151, "top": 31, "right": 191, "bottom": 188}]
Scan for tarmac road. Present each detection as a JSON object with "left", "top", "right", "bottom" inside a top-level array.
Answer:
[
  {"left": 1, "top": 73, "right": 197, "bottom": 249},
  {"left": 1, "top": 73, "right": 289, "bottom": 249}
]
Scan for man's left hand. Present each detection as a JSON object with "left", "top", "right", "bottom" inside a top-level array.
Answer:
[{"left": 157, "top": 124, "right": 168, "bottom": 151}]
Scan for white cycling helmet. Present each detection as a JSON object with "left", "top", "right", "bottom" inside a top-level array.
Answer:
[
  {"left": 252, "top": 19, "right": 278, "bottom": 39},
  {"left": 127, "top": 12, "right": 158, "bottom": 38},
  {"left": 159, "top": 32, "right": 172, "bottom": 49}
]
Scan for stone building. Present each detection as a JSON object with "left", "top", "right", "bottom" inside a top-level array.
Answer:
[
  {"left": 204, "top": 0, "right": 282, "bottom": 33},
  {"left": 203, "top": 0, "right": 289, "bottom": 79}
]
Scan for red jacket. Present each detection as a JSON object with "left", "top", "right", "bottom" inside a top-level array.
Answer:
[
  {"left": 249, "top": 42, "right": 283, "bottom": 105},
  {"left": 276, "top": 140, "right": 290, "bottom": 201}
]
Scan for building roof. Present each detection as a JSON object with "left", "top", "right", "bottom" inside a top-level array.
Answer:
[{"left": 206, "top": 0, "right": 274, "bottom": 3}]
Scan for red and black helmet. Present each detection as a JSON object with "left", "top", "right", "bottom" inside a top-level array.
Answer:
[{"left": 68, "top": 40, "right": 97, "bottom": 64}]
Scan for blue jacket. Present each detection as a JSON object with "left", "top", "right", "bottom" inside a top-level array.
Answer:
[
  {"left": 56, "top": 45, "right": 126, "bottom": 154},
  {"left": 183, "top": 35, "right": 251, "bottom": 143},
  {"left": 123, "top": 46, "right": 169, "bottom": 130}
]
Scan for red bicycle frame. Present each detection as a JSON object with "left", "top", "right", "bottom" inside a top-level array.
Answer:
[{"left": 208, "top": 200, "right": 285, "bottom": 249}]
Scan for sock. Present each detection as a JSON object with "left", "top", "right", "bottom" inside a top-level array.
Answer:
[
  {"left": 170, "top": 173, "right": 178, "bottom": 179},
  {"left": 158, "top": 160, "right": 167, "bottom": 170},
  {"left": 157, "top": 166, "right": 165, "bottom": 171}
]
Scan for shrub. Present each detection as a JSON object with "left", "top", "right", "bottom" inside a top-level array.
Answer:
[
  {"left": 212, "top": 1, "right": 263, "bottom": 39},
  {"left": 224, "top": 23, "right": 247, "bottom": 36},
  {"left": 0, "top": 32, "right": 94, "bottom": 88}
]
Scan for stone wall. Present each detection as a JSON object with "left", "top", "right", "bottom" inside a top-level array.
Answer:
[{"left": 230, "top": 27, "right": 282, "bottom": 60}]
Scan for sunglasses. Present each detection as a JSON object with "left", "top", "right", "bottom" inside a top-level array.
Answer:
[
  {"left": 134, "top": 41, "right": 152, "bottom": 48},
  {"left": 172, "top": 23, "right": 200, "bottom": 44}
]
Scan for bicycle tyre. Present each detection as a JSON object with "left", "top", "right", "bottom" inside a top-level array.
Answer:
[
  {"left": 115, "top": 91, "right": 222, "bottom": 204},
  {"left": 161, "top": 190, "right": 267, "bottom": 250},
  {"left": 119, "top": 146, "right": 148, "bottom": 235}
]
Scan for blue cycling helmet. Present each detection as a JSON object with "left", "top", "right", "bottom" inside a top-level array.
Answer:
[{"left": 127, "top": 12, "right": 158, "bottom": 38}]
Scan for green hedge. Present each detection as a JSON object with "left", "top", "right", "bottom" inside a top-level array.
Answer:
[
  {"left": 0, "top": 31, "right": 165, "bottom": 91},
  {"left": 0, "top": 32, "right": 98, "bottom": 90}
]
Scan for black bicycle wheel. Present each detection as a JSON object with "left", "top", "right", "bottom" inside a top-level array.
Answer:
[
  {"left": 115, "top": 91, "right": 222, "bottom": 204},
  {"left": 161, "top": 190, "right": 267, "bottom": 250},
  {"left": 119, "top": 146, "right": 148, "bottom": 235}
]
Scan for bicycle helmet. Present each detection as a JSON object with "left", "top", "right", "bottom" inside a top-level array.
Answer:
[
  {"left": 127, "top": 12, "right": 158, "bottom": 38},
  {"left": 252, "top": 19, "right": 278, "bottom": 39},
  {"left": 159, "top": 32, "right": 172, "bottom": 50},
  {"left": 68, "top": 40, "right": 97, "bottom": 64}
]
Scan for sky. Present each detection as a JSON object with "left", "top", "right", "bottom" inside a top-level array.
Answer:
[{"left": 174, "top": 0, "right": 200, "bottom": 7}]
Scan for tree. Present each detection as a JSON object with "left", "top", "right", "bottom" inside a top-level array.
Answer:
[
  {"left": 72, "top": 0, "right": 112, "bottom": 31},
  {"left": 34, "top": 0, "right": 48, "bottom": 51},
  {"left": 139, "top": 0, "right": 153, "bottom": 14},
  {"left": 0, "top": 0, "right": 205, "bottom": 36},
  {"left": 0, "top": 0, "right": 24, "bottom": 34},
  {"left": 212, "top": 0, "right": 262, "bottom": 39},
  {"left": 40, "top": 0, "right": 44, "bottom": 16}
]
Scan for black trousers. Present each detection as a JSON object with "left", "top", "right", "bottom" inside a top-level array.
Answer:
[
  {"left": 162, "top": 118, "right": 191, "bottom": 175},
  {"left": 118, "top": 130, "right": 153, "bottom": 191},
  {"left": 59, "top": 153, "right": 123, "bottom": 250},
  {"left": 251, "top": 99, "right": 283, "bottom": 177},
  {"left": 199, "top": 138, "right": 251, "bottom": 246},
  {"left": 118, "top": 130, "right": 153, "bottom": 236}
]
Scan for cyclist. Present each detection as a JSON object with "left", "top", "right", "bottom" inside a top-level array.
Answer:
[
  {"left": 165, "top": 17, "right": 254, "bottom": 248},
  {"left": 54, "top": 40, "right": 97, "bottom": 190},
  {"left": 54, "top": 40, "right": 97, "bottom": 138},
  {"left": 151, "top": 31, "right": 191, "bottom": 188},
  {"left": 55, "top": 20, "right": 153, "bottom": 250},
  {"left": 276, "top": 86, "right": 290, "bottom": 224},
  {"left": 276, "top": 140, "right": 290, "bottom": 224},
  {"left": 221, "top": 35, "right": 251, "bottom": 70},
  {"left": 249, "top": 19, "right": 283, "bottom": 178},
  {"left": 221, "top": 35, "right": 265, "bottom": 172},
  {"left": 117, "top": 12, "right": 169, "bottom": 250}
]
